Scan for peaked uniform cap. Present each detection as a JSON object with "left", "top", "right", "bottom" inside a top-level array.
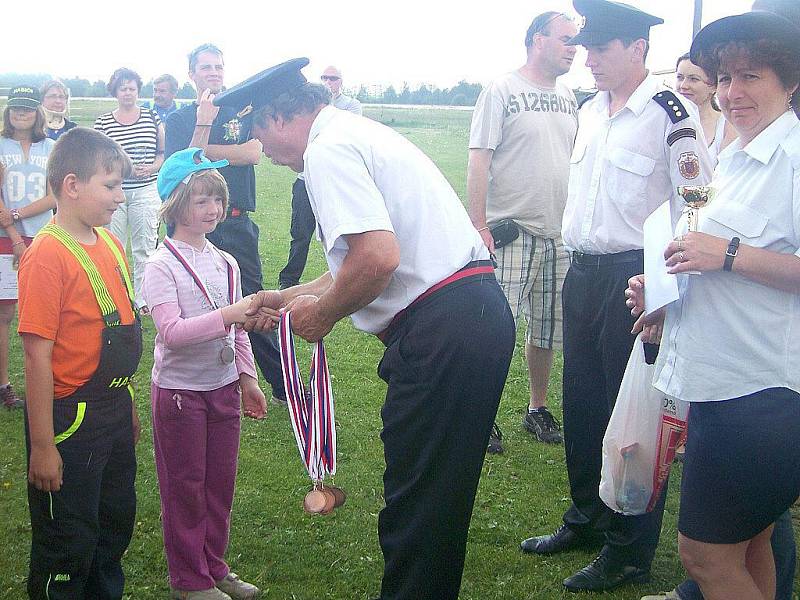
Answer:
[
  {"left": 568, "top": 0, "right": 663, "bottom": 46},
  {"left": 213, "top": 57, "right": 310, "bottom": 110}
]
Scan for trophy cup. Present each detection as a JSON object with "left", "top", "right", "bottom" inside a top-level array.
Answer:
[
  {"left": 676, "top": 185, "right": 715, "bottom": 232},
  {"left": 676, "top": 186, "right": 715, "bottom": 275}
]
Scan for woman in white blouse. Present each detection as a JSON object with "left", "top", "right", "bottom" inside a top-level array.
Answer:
[{"left": 627, "top": 12, "right": 800, "bottom": 600}]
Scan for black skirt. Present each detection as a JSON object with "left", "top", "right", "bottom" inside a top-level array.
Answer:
[{"left": 678, "top": 387, "right": 800, "bottom": 544}]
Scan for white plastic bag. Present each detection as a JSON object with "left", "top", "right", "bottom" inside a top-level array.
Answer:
[{"left": 599, "top": 334, "right": 689, "bottom": 515}]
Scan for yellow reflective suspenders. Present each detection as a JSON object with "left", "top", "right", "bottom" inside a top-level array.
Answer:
[{"left": 37, "top": 224, "right": 133, "bottom": 326}]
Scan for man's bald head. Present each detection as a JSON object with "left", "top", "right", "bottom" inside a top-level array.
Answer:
[{"left": 321, "top": 66, "right": 343, "bottom": 97}]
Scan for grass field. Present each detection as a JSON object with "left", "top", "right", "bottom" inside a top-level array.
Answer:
[{"left": 0, "top": 99, "right": 796, "bottom": 599}]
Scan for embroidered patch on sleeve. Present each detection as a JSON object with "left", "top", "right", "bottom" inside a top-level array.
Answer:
[{"left": 678, "top": 152, "right": 701, "bottom": 180}]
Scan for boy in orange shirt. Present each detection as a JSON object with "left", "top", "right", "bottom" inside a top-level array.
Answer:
[{"left": 18, "top": 127, "right": 142, "bottom": 600}]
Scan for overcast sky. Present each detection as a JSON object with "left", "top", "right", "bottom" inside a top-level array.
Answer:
[{"left": 7, "top": 0, "right": 753, "bottom": 93}]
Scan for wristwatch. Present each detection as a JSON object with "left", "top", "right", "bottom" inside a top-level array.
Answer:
[
  {"left": 11, "top": 209, "right": 20, "bottom": 223},
  {"left": 723, "top": 236, "right": 740, "bottom": 272}
]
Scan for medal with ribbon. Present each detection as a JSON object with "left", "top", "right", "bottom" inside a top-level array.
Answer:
[
  {"left": 278, "top": 311, "right": 345, "bottom": 514},
  {"left": 162, "top": 237, "right": 236, "bottom": 364}
]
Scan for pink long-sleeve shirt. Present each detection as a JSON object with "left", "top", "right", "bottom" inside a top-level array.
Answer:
[{"left": 143, "top": 238, "right": 257, "bottom": 391}]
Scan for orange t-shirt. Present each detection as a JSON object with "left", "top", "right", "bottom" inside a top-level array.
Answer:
[{"left": 17, "top": 231, "right": 135, "bottom": 398}]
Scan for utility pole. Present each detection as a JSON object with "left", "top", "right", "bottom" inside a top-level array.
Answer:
[{"left": 693, "top": 0, "right": 703, "bottom": 38}]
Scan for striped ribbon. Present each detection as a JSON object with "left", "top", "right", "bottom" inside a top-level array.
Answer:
[
  {"left": 162, "top": 237, "right": 234, "bottom": 309},
  {"left": 278, "top": 312, "right": 336, "bottom": 482}
]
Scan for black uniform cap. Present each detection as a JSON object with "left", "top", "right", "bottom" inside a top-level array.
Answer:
[
  {"left": 213, "top": 57, "right": 310, "bottom": 109},
  {"left": 690, "top": 12, "right": 800, "bottom": 65},
  {"left": 568, "top": 0, "right": 664, "bottom": 46}
]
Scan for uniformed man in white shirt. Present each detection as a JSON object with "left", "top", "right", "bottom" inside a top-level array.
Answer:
[
  {"left": 278, "top": 65, "right": 363, "bottom": 289},
  {"left": 519, "top": 0, "right": 713, "bottom": 593},
  {"left": 215, "top": 58, "right": 516, "bottom": 600}
]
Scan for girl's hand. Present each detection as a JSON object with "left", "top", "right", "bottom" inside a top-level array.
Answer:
[
  {"left": 12, "top": 242, "right": 26, "bottom": 269},
  {"left": 29, "top": 444, "right": 63, "bottom": 492},
  {"left": 240, "top": 375, "right": 267, "bottom": 420},
  {"left": 625, "top": 274, "right": 646, "bottom": 317},
  {"left": 222, "top": 295, "right": 257, "bottom": 326}
]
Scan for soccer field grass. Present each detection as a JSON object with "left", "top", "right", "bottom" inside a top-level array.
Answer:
[{"left": 0, "top": 100, "right": 794, "bottom": 599}]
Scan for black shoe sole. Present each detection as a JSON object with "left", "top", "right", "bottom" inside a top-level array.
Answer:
[{"left": 563, "top": 570, "right": 650, "bottom": 592}]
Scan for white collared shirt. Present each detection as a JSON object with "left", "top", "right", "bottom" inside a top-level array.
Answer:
[
  {"left": 303, "top": 105, "right": 488, "bottom": 333},
  {"left": 562, "top": 75, "right": 713, "bottom": 254},
  {"left": 653, "top": 110, "right": 800, "bottom": 402}
]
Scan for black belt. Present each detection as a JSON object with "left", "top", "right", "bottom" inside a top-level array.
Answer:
[{"left": 571, "top": 249, "right": 643, "bottom": 267}]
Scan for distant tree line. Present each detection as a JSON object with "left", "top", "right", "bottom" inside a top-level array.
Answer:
[
  {"left": 355, "top": 80, "right": 483, "bottom": 106},
  {"left": 3, "top": 73, "right": 596, "bottom": 108}
]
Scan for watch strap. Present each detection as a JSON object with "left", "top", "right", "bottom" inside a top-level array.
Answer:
[{"left": 723, "top": 236, "right": 740, "bottom": 272}]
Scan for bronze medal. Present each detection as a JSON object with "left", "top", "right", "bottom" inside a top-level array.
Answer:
[
  {"left": 303, "top": 489, "right": 327, "bottom": 514},
  {"left": 219, "top": 344, "right": 235, "bottom": 364},
  {"left": 320, "top": 487, "right": 336, "bottom": 514},
  {"left": 328, "top": 485, "right": 346, "bottom": 508}
]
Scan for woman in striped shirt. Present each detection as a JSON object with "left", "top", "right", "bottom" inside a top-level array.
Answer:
[{"left": 95, "top": 67, "right": 165, "bottom": 313}]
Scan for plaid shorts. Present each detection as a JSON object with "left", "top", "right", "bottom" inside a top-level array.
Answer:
[{"left": 495, "top": 229, "right": 568, "bottom": 350}]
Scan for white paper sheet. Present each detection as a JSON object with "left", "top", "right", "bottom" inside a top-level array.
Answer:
[{"left": 643, "top": 202, "right": 679, "bottom": 315}]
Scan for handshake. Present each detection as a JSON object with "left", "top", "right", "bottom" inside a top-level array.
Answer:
[{"left": 221, "top": 290, "right": 328, "bottom": 341}]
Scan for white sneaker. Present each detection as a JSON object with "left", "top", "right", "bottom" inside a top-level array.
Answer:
[
  {"left": 216, "top": 572, "right": 260, "bottom": 599},
  {"left": 170, "top": 587, "right": 232, "bottom": 600}
]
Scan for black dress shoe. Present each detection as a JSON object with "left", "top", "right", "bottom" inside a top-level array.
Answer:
[
  {"left": 563, "top": 552, "right": 650, "bottom": 592},
  {"left": 520, "top": 523, "right": 592, "bottom": 555}
]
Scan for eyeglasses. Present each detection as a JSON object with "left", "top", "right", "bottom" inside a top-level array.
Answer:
[
  {"left": 321, "top": 75, "right": 341, "bottom": 82},
  {"left": 44, "top": 94, "right": 68, "bottom": 101}
]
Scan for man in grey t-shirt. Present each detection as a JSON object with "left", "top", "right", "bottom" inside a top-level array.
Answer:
[
  {"left": 278, "top": 65, "right": 362, "bottom": 288},
  {"left": 467, "top": 12, "right": 578, "bottom": 452}
]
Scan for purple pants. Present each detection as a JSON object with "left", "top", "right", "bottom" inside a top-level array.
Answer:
[{"left": 152, "top": 380, "right": 241, "bottom": 591}]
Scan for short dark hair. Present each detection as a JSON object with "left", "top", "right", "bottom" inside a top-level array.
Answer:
[
  {"left": 153, "top": 74, "right": 179, "bottom": 93},
  {"left": 2, "top": 106, "right": 47, "bottom": 142},
  {"left": 676, "top": 52, "right": 720, "bottom": 111},
  {"left": 188, "top": 43, "right": 224, "bottom": 72},
  {"left": 619, "top": 37, "right": 650, "bottom": 62},
  {"left": 47, "top": 128, "right": 133, "bottom": 197},
  {"left": 253, "top": 83, "right": 332, "bottom": 128},
  {"left": 697, "top": 38, "right": 800, "bottom": 112},
  {"left": 107, "top": 68, "right": 143, "bottom": 96},
  {"left": 525, "top": 11, "right": 565, "bottom": 47}
]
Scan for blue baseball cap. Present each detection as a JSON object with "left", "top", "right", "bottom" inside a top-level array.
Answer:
[{"left": 157, "top": 148, "right": 229, "bottom": 200}]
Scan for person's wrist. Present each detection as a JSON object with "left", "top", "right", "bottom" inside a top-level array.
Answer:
[
  {"left": 723, "top": 236, "right": 740, "bottom": 272},
  {"left": 195, "top": 123, "right": 213, "bottom": 127}
]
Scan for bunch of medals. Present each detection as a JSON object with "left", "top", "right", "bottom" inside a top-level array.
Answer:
[
  {"left": 162, "top": 237, "right": 236, "bottom": 364},
  {"left": 278, "top": 312, "right": 345, "bottom": 515}
]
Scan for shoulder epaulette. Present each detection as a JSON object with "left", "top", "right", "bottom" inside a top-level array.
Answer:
[
  {"left": 652, "top": 91, "right": 690, "bottom": 124},
  {"left": 578, "top": 92, "right": 597, "bottom": 110}
]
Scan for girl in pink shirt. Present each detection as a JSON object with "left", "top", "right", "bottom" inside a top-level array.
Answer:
[{"left": 143, "top": 148, "right": 267, "bottom": 600}]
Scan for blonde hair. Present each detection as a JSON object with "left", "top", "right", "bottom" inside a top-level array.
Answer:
[{"left": 160, "top": 169, "right": 229, "bottom": 228}]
